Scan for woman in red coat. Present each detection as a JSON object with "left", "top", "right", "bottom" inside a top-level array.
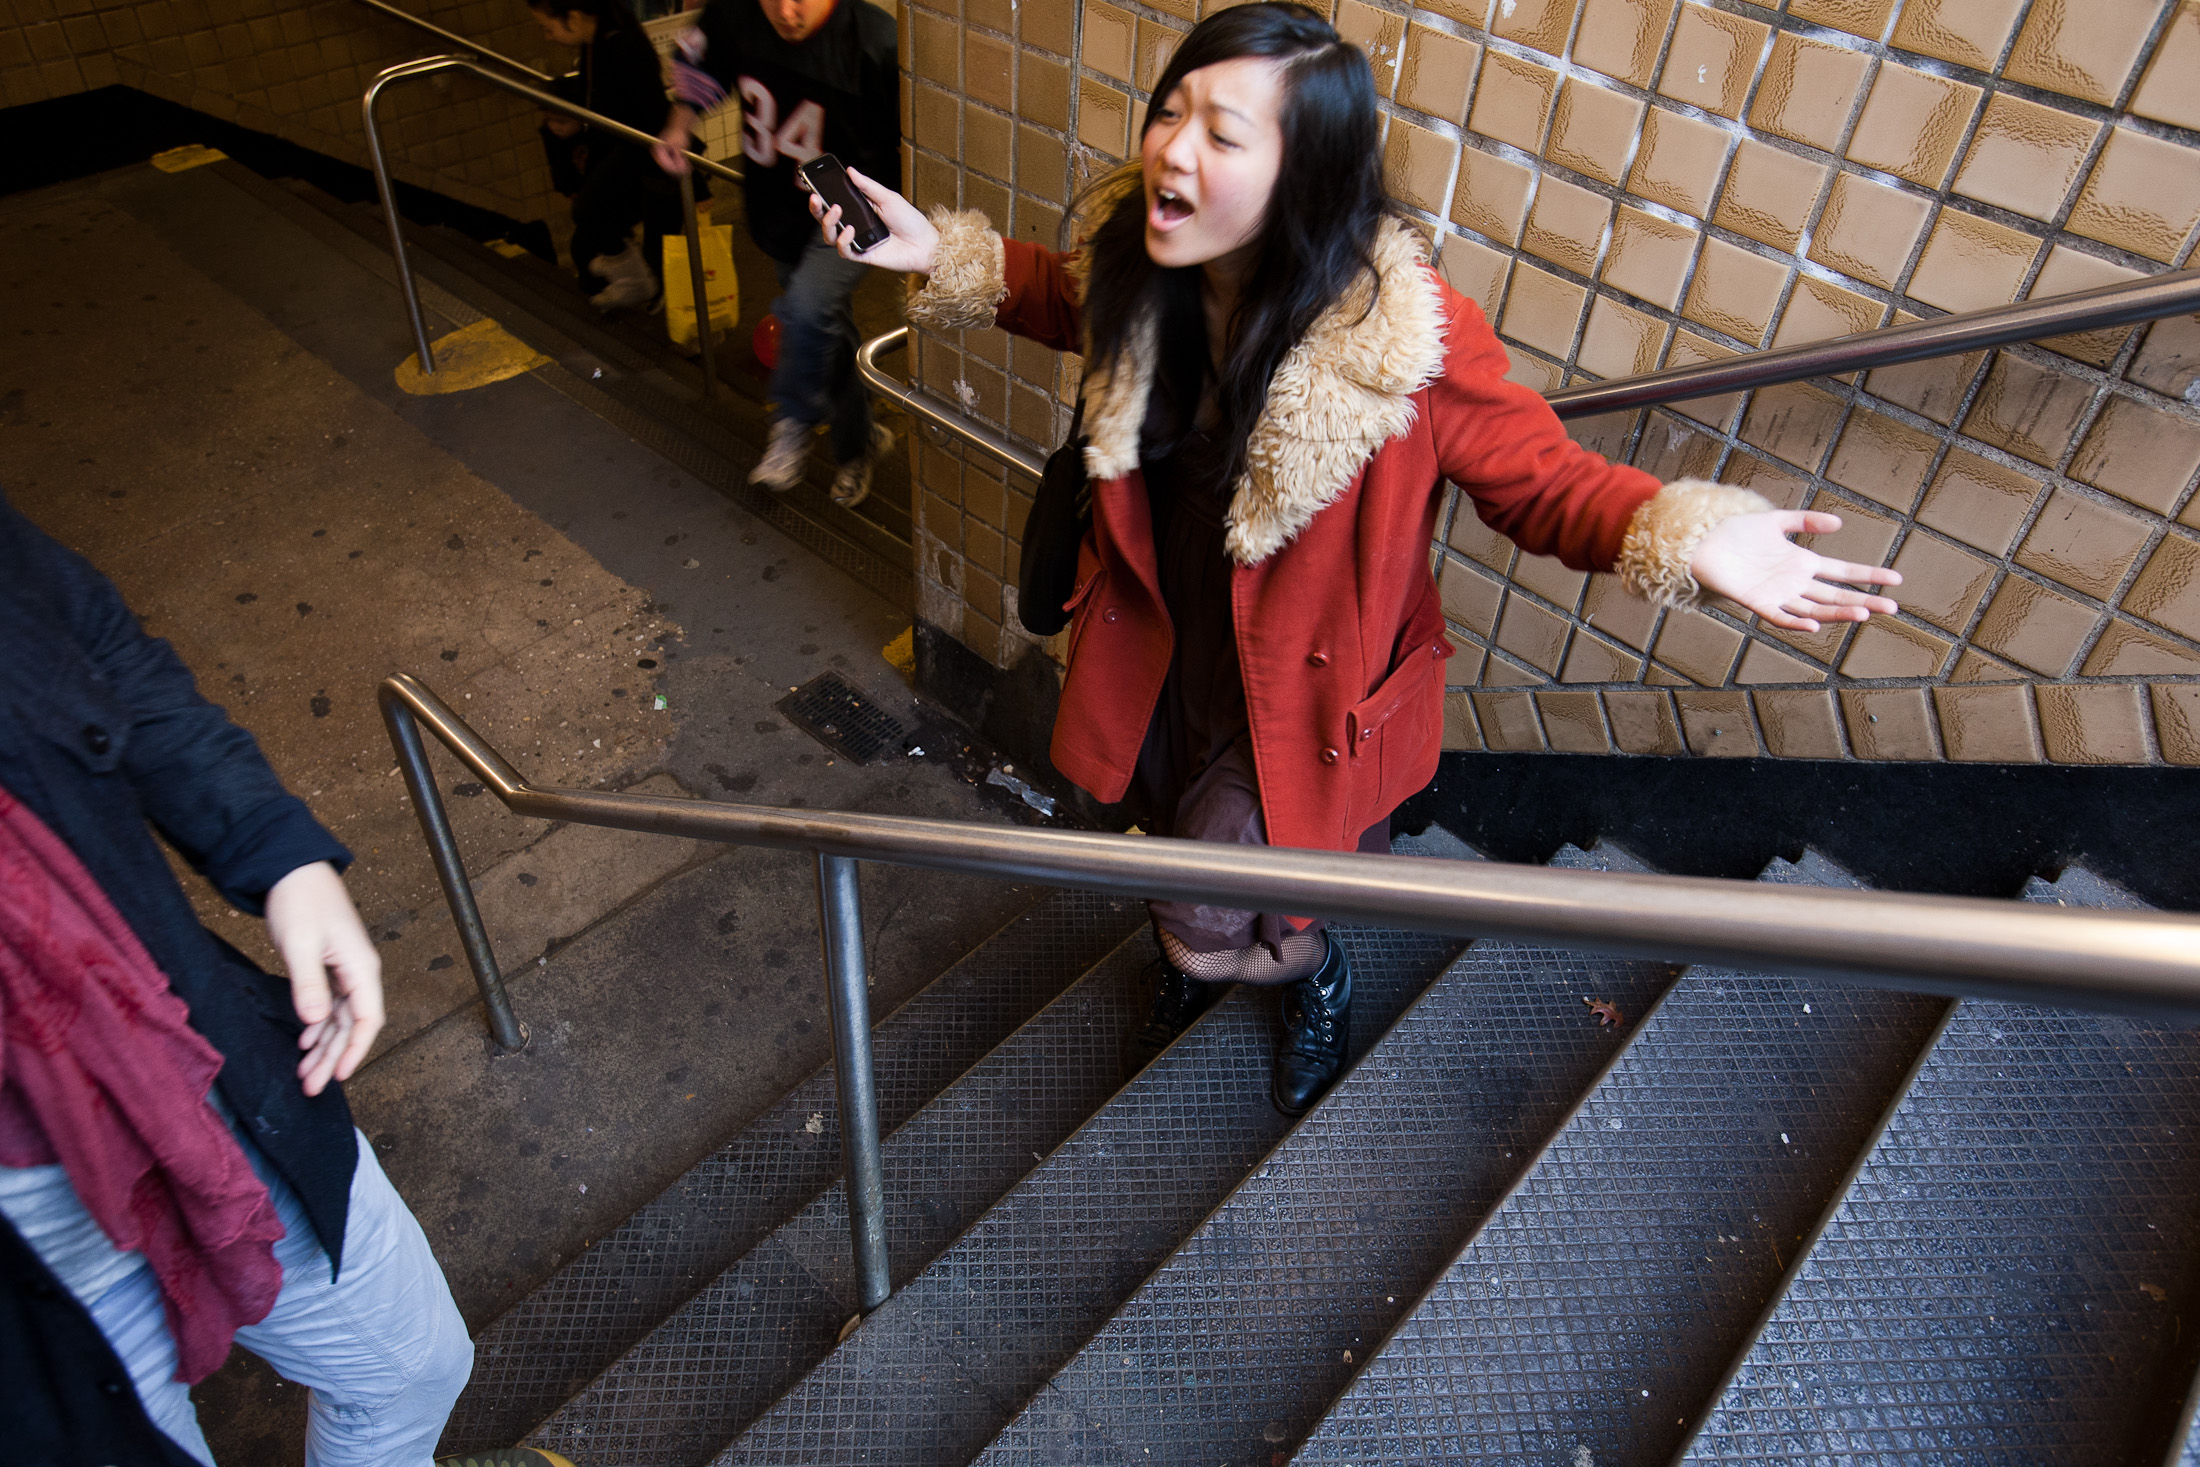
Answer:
[{"left": 821, "top": 3, "right": 1898, "bottom": 1114}]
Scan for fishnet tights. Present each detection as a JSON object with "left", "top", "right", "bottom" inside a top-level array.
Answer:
[{"left": 1158, "top": 928, "right": 1328, "bottom": 986}]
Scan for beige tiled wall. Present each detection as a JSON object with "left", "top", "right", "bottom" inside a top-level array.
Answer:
[
  {"left": 905, "top": 0, "right": 2200, "bottom": 766},
  {"left": 2, "top": 0, "right": 573, "bottom": 228}
]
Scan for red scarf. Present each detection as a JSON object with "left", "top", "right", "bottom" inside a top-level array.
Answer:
[{"left": 0, "top": 783, "right": 285, "bottom": 1382}]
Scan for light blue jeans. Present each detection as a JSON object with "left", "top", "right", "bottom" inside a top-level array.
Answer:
[{"left": 0, "top": 1119, "right": 471, "bottom": 1465}]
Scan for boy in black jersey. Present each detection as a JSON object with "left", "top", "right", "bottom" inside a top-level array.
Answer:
[{"left": 654, "top": 0, "right": 900, "bottom": 507}]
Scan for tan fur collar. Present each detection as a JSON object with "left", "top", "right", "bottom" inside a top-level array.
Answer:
[{"left": 1081, "top": 217, "right": 1447, "bottom": 566}]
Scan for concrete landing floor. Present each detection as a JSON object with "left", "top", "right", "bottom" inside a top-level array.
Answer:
[{"left": 0, "top": 157, "right": 1061, "bottom": 1461}]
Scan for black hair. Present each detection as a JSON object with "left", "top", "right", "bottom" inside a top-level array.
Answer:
[
  {"left": 526, "top": 0, "right": 631, "bottom": 23},
  {"left": 1076, "top": 2, "right": 1395, "bottom": 488}
]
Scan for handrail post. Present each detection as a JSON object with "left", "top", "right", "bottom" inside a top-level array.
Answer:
[
  {"left": 362, "top": 66, "right": 439, "bottom": 376},
  {"left": 816, "top": 853, "right": 890, "bottom": 1311},
  {"left": 678, "top": 169, "right": 717, "bottom": 401},
  {"left": 380, "top": 693, "right": 526, "bottom": 1052}
]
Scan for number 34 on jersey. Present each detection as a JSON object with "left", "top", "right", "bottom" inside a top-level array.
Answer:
[{"left": 737, "top": 78, "right": 824, "bottom": 168}]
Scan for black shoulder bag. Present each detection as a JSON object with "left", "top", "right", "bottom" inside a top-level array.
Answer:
[{"left": 1014, "top": 397, "right": 1090, "bottom": 638}]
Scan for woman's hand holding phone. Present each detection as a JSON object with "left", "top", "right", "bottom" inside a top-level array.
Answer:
[{"left": 811, "top": 167, "right": 940, "bottom": 275}]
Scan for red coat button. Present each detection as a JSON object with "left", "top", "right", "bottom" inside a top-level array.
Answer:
[
  {"left": 1102, "top": 607, "right": 1119, "bottom": 623},
  {"left": 1307, "top": 650, "right": 1329, "bottom": 667},
  {"left": 1320, "top": 747, "right": 1339, "bottom": 764}
]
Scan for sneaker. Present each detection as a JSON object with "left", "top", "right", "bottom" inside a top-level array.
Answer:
[
  {"left": 435, "top": 1451, "right": 578, "bottom": 1467},
  {"left": 830, "top": 423, "right": 894, "bottom": 509},
  {"left": 585, "top": 241, "right": 654, "bottom": 312},
  {"left": 749, "top": 416, "right": 811, "bottom": 491},
  {"left": 1120, "top": 954, "right": 1227, "bottom": 1079}
]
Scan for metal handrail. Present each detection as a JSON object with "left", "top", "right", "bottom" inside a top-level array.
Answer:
[
  {"left": 857, "top": 328, "right": 1047, "bottom": 480},
  {"left": 859, "top": 263, "right": 2200, "bottom": 457},
  {"left": 381, "top": 671, "right": 2200, "bottom": 1312},
  {"left": 352, "top": 0, "right": 555, "bottom": 82},
  {"left": 362, "top": 55, "right": 742, "bottom": 389}
]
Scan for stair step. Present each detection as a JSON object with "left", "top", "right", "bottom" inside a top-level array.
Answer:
[
  {"left": 1294, "top": 851, "right": 1950, "bottom": 1466},
  {"left": 707, "top": 918, "right": 1476, "bottom": 1466},
  {"left": 1676, "top": 866, "right": 2200, "bottom": 1465},
  {"left": 969, "top": 847, "right": 1681, "bottom": 1465},
  {"left": 439, "top": 888, "right": 1142, "bottom": 1452}
]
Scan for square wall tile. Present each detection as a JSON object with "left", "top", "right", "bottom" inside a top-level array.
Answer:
[
  {"left": 1756, "top": 690, "right": 1845, "bottom": 757},
  {"left": 1562, "top": 630, "right": 1645, "bottom": 682},
  {"left": 1439, "top": 231, "right": 1513, "bottom": 312},
  {"left": 2067, "top": 127, "right": 2200, "bottom": 265},
  {"left": 1500, "top": 262, "right": 1590, "bottom": 358},
  {"left": 1634, "top": 410, "right": 1725, "bottom": 480},
  {"left": 1889, "top": 0, "right": 2025, "bottom": 69},
  {"left": 1661, "top": 333, "right": 1746, "bottom": 432},
  {"left": 1867, "top": 332, "right": 1983, "bottom": 425},
  {"left": 1020, "top": 55, "right": 1071, "bottom": 131},
  {"left": 1583, "top": 572, "right": 1660, "bottom": 650},
  {"left": 2155, "top": 685, "right": 2200, "bottom": 763},
  {"left": 2028, "top": 247, "right": 2144, "bottom": 369},
  {"left": 1399, "top": 25, "right": 1479, "bottom": 124},
  {"left": 1469, "top": 50, "right": 1559, "bottom": 151},
  {"left": 2070, "top": 396, "right": 2200, "bottom": 516},
  {"left": 1891, "top": 531, "right": 1997, "bottom": 632},
  {"left": 1803, "top": 494, "right": 1900, "bottom": 566},
  {"left": 1736, "top": 639, "right": 1829, "bottom": 684},
  {"left": 1952, "top": 93, "right": 2099, "bottom": 221},
  {"left": 1023, "top": 0, "right": 1076, "bottom": 52},
  {"left": 2132, "top": 314, "right": 2200, "bottom": 403},
  {"left": 1973, "top": 574, "right": 2101, "bottom": 674},
  {"left": 1625, "top": 106, "right": 1729, "bottom": 218},
  {"left": 2123, "top": 535, "right": 2200, "bottom": 642},
  {"left": 1808, "top": 172, "right": 1932, "bottom": 291},
  {"left": 1538, "top": 692, "right": 1615, "bottom": 753},
  {"left": 1136, "top": 20, "right": 1183, "bottom": 92},
  {"left": 1574, "top": 0, "right": 1680, "bottom": 88},
  {"left": 1741, "top": 381, "right": 1846, "bottom": 471},
  {"left": 1772, "top": 275, "right": 1883, "bottom": 349},
  {"left": 1448, "top": 505, "right": 1517, "bottom": 574},
  {"left": 965, "top": 30, "right": 1015, "bottom": 111},
  {"left": 1748, "top": 32, "right": 1869, "bottom": 153},
  {"left": 1578, "top": 294, "right": 1669, "bottom": 378},
  {"left": 1657, "top": 2, "right": 1770, "bottom": 121},
  {"left": 1547, "top": 78, "right": 1643, "bottom": 187},
  {"left": 1844, "top": 62, "right": 1980, "bottom": 191},
  {"left": 2038, "top": 684, "right": 2151, "bottom": 763},
  {"left": 1728, "top": 454, "right": 1812, "bottom": 509},
  {"left": 2015, "top": 486, "right": 2153, "bottom": 600},
  {"left": 1490, "top": 0, "right": 1577, "bottom": 55},
  {"left": 1843, "top": 688, "right": 1938, "bottom": 758},
  {"left": 1840, "top": 617, "right": 1952, "bottom": 678},
  {"left": 1082, "top": 0, "right": 1135, "bottom": 83},
  {"left": 1496, "top": 595, "right": 1574, "bottom": 673},
  {"left": 1416, "top": 0, "right": 1494, "bottom": 31},
  {"left": 1656, "top": 606, "right": 1747, "bottom": 683},
  {"left": 2131, "top": 2, "right": 2200, "bottom": 131},
  {"left": 1077, "top": 79, "right": 1130, "bottom": 157},
  {"left": 1676, "top": 690, "right": 1762, "bottom": 755},
  {"left": 1569, "top": 409, "right": 1643, "bottom": 464},
  {"left": 1827, "top": 407, "right": 1941, "bottom": 512},
  {"left": 1019, "top": 125, "right": 1070, "bottom": 205},
  {"left": 2003, "top": 0, "right": 2158, "bottom": 106},
  {"left": 1514, "top": 551, "right": 1591, "bottom": 612},
  {"left": 1386, "top": 117, "right": 1459, "bottom": 215},
  {"left": 1451, "top": 146, "right": 1536, "bottom": 245},
  {"left": 1682, "top": 234, "right": 1789, "bottom": 345},
  {"left": 1715, "top": 139, "right": 1829, "bottom": 252},
  {"left": 1906, "top": 210, "right": 2040, "bottom": 315},
  {"left": 1337, "top": 0, "right": 1405, "bottom": 96},
  {"left": 1602, "top": 204, "right": 1700, "bottom": 310},
  {"left": 1917, "top": 447, "right": 2044, "bottom": 555},
  {"left": 1522, "top": 174, "right": 1612, "bottom": 275},
  {"left": 1605, "top": 689, "right": 1686, "bottom": 753},
  {"left": 1440, "top": 553, "right": 1506, "bottom": 634},
  {"left": 1473, "top": 690, "right": 1547, "bottom": 749},
  {"left": 2083, "top": 621, "right": 2200, "bottom": 674},
  {"left": 1934, "top": 684, "right": 2043, "bottom": 762},
  {"left": 1442, "top": 692, "right": 1484, "bottom": 750},
  {"left": 1962, "top": 352, "right": 2094, "bottom": 469},
  {"left": 1787, "top": 0, "right": 1895, "bottom": 41}
]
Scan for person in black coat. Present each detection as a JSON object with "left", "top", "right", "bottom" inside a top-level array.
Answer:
[
  {"left": 532, "top": 0, "right": 694, "bottom": 311},
  {"left": 0, "top": 491, "right": 475, "bottom": 1464}
]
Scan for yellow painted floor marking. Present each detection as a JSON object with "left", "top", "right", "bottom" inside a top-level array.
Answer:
[
  {"left": 394, "top": 318, "right": 552, "bottom": 396},
  {"left": 882, "top": 626, "right": 916, "bottom": 677},
  {"left": 485, "top": 238, "right": 532, "bottom": 259},
  {"left": 151, "top": 144, "right": 228, "bottom": 173}
]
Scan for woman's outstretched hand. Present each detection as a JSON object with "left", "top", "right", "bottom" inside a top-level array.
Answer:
[
  {"left": 1689, "top": 510, "right": 1902, "bottom": 632},
  {"left": 811, "top": 167, "right": 940, "bottom": 274}
]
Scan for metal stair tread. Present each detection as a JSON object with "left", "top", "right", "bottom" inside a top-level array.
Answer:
[
  {"left": 967, "top": 847, "right": 1681, "bottom": 1466},
  {"left": 1677, "top": 865, "right": 2200, "bottom": 1466},
  {"left": 706, "top": 917, "right": 1475, "bottom": 1467},
  {"left": 1294, "top": 849, "right": 1950, "bottom": 1467},
  {"left": 439, "top": 888, "right": 1141, "bottom": 1452}
]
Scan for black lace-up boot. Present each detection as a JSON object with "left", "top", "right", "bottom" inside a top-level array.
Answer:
[
  {"left": 1120, "top": 955, "right": 1228, "bottom": 1079},
  {"left": 1272, "top": 934, "right": 1352, "bottom": 1117}
]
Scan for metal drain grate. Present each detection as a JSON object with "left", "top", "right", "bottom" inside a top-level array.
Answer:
[{"left": 777, "top": 672, "right": 906, "bottom": 763}]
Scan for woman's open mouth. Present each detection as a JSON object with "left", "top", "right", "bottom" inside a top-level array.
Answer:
[{"left": 1149, "top": 187, "right": 1195, "bottom": 231}]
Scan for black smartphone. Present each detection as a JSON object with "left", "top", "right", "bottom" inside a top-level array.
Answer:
[{"left": 798, "top": 154, "right": 891, "bottom": 254}]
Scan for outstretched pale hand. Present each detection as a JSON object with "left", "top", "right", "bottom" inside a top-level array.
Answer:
[
  {"left": 265, "top": 861, "right": 385, "bottom": 1096},
  {"left": 1689, "top": 510, "right": 1901, "bottom": 632},
  {"left": 810, "top": 167, "right": 940, "bottom": 275}
]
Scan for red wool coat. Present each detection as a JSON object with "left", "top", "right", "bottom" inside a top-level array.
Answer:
[{"left": 919, "top": 216, "right": 1674, "bottom": 857}]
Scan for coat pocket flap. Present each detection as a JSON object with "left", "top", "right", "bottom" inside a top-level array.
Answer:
[{"left": 1346, "top": 590, "right": 1453, "bottom": 755}]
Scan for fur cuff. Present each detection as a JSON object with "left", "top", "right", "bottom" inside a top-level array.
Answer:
[
  {"left": 907, "top": 209, "right": 1007, "bottom": 331},
  {"left": 1616, "top": 479, "right": 1774, "bottom": 607}
]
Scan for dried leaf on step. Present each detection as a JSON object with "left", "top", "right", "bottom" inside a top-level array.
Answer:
[{"left": 1583, "top": 996, "right": 1624, "bottom": 1029}]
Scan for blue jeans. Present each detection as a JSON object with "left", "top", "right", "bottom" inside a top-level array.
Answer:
[
  {"left": 0, "top": 1119, "right": 471, "bottom": 1465},
  {"left": 771, "top": 235, "right": 874, "bottom": 464}
]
